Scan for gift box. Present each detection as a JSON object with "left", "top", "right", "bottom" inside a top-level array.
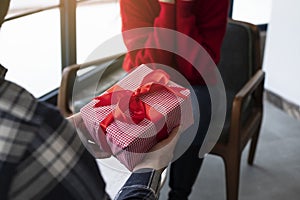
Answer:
[{"left": 80, "top": 64, "right": 193, "bottom": 171}]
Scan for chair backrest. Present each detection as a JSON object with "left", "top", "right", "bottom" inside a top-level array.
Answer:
[
  {"left": 218, "top": 19, "right": 262, "bottom": 95},
  {"left": 215, "top": 19, "right": 263, "bottom": 144},
  {"left": 217, "top": 19, "right": 262, "bottom": 123}
]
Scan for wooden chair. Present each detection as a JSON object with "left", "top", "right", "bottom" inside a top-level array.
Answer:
[{"left": 209, "top": 19, "right": 265, "bottom": 200}]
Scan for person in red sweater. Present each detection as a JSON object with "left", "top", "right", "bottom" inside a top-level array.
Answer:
[{"left": 120, "top": 0, "right": 230, "bottom": 199}]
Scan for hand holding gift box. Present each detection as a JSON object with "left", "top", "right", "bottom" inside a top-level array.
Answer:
[
  {"left": 68, "top": 112, "right": 112, "bottom": 159},
  {"left": 80, "top": 64, "right": 193, "bottom": 171}
]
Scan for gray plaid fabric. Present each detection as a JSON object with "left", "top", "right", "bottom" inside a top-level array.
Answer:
[{"left": 0, "top": 76, "right": 108, "bottom": 199}]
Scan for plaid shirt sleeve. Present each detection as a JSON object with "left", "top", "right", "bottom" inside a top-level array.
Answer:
[{"left": 0, "top": 79, "right": 109, "bottom": 200}]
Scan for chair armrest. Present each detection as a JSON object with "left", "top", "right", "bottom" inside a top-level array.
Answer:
[
  {"left": 235, "top": 70, "right": 265, "bottom": 100},
  {"left": 229, "top": 70, "right": 265, "bottom": 145},
  {"left": 58, "top": 64, "right": 81, "bottom": 117},
  {"left": 57, "top": 53, "right": 126, "bottom": 118}
]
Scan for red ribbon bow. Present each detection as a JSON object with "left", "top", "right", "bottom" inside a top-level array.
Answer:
[{"left": 93, "top": 69, "right": 185, "bottom": 140}]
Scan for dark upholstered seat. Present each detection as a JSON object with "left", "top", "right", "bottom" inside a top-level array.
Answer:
[{"left": 209, "top": 19, "right": 265, "bottom": 200}]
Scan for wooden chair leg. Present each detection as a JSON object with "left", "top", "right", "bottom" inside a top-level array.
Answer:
[
  {"left": 223, "top": 153, "right": 241, "bottom": 200},
  {"left": 248, "top": 128, "right": 261, "bottom": 165}
]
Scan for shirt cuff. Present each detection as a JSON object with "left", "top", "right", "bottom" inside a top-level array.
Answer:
[{"left": 124, "top": 168, "right": 163, "bottom": 193}]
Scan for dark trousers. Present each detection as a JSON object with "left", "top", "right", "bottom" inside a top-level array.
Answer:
[{"left": 168, "top": 85, "right": 211, "bottom": 200}]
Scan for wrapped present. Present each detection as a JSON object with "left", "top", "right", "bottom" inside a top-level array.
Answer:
[{"left": 80, "top": 64, "right": 193, "bottom": 170}]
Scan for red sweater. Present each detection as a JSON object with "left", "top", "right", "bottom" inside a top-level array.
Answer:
[{"left": 120, "top": 0, "right": 229, "bottom": 85}]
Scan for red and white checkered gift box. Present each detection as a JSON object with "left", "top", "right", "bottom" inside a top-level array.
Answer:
[{"left": 80, "top": 64, "right": 193, "bottom": 170}]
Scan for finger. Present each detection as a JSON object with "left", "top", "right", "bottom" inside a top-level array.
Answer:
[
  {"left": 156, "top": 126, "right": 181, "bottom": 146},
  {"left": 67, "top": 112, "right": 82, "bottom": 125},
  {"left": 148, "top": 125, "right": 181, "bottom": 153},
  {"left": 168, "top": 126, "right": 181, "bottom": 140}
]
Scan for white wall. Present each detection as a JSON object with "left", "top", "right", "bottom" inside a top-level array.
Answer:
[
  {"left": 263, "top": 0, "right": 300, "bottom": 106},
  {"left": 232, "top": 0, "right": 272, "bottom": 25}
]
